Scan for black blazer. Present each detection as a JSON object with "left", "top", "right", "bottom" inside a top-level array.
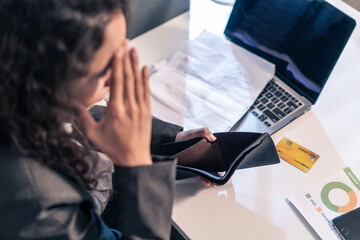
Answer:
[
  {"left": 0, "top": 105, "right": 183, "bottom": 239},
  {"left": 0, "top": 143, "right": 177, "bottom": 239}
]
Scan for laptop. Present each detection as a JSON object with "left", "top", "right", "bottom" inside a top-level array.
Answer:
[{"left": 225, "top": 0, "right": 356, "bottom": 134}]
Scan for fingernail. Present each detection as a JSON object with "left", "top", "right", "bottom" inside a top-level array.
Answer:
[
  {"left": 142, "top": 66, "right": 149, "bottom": 76},
  {"left": 131, "top": 48, "right": 137, "bottom": 56},
  {"left": 210, "top": 134, "right": 217, "bottom": 141},
  {"left": 116, "top": 47, "right": 124, "bottom": 58}
]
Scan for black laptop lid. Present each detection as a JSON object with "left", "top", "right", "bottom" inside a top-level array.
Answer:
[{"left": 225, "top": 0, "right": 356, "bottom": 104}]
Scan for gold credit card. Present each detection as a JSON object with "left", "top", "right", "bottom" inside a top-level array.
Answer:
[{"left": 276, "top": 137, "right": 320, "bottom": 172}]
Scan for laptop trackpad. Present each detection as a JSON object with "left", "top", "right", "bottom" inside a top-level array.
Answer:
[{"left": 232, "top": 112, "right": 269, "bottom": 133}]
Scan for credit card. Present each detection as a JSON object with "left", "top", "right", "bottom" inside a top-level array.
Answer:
[{"left": 276, "top": 137, "right": 319, "bottom": 172}]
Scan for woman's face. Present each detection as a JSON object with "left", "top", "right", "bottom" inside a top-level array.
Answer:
[{"left": 71, "top": 12, "right": 127, "bottom": 108}]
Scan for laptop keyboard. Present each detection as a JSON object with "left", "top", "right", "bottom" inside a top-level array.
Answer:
[{"left": 249, "top": 80, "right": 304, "bottom": 128}]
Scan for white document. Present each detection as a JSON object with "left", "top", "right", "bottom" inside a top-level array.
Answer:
[
  {"left": 150, "top": 31, "right": 275, "bottom": 132},
  {"left": 193, "top": 31, "right": 275, "bottom": 93},
  {"left": 288, "top": 161, "right": 360, "bottom": 240}
]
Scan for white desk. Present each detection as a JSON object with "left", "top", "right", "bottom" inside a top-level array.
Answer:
[{"left": 132, "top": 0, "right": 360, "bottom": 239}]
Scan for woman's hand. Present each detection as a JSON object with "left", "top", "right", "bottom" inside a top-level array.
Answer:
[
  {"left": 199, "top": 178, "right": 216, "bottom": 187},
  {"left": 176, "top": 127, "right": 217, "bottom": 187},
  {"left": 175, "top": 127, "right": 217, "bottom": 142},
  {"left": 76, "top": 43, "right": 152, "bottom": 167}
]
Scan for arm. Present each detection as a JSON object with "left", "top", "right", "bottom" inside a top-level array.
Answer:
[
  {"left": 151, "top": 117, "right": 182, "bottom": 155},
  {"left": 1, "top": 191, "right": 123, "bottom": 240},
  {"left": 76, "top": 44, "right": 174, "bottom": 239},
  {"left": 0, "top": 155, "right": 174, "bottom": 240},
  {"left": 102, "top": 157, "right": 176, "bottom": 239},
  {"left": 0, "top": 152, "right": 123, "bottom": 240}
]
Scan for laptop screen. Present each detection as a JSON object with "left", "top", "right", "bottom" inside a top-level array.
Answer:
[{"left": 225, "top": 0, "right": 356, "bottom": 104}]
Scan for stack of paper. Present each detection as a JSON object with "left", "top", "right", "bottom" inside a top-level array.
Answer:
[{"left": 150, "top": 31, "right": 275, "bottom": 132}]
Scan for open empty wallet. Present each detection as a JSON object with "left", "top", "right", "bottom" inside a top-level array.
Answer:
[{"left": 164, "top": 132, "right": 279, "bottom": 185}]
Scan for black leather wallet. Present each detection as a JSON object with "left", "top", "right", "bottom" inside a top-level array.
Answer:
[{"left": 164, "top": 132, "right": 279, "bottom": 185}]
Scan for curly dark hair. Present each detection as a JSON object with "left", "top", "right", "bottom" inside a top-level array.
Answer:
[{"left": 0, "top": 0, "right": 127, "bottom": 189}]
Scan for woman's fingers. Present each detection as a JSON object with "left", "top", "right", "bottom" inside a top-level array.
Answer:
[
  {"left": 175, "top": 127, "right": 217, "bottom": 142},
  {"left": 129, "top": 47, "right": 150, "bottom": 112},
  {"left": 199, "top": 177, "right": 216, "bottom": 187},
  {"left": 123, "top": 43, "right": 136, "bottom": 110},
  {"left": 130, "top": 48, "right": 143, "bottom": 104},
  {"left": 108, "top": 46, "right": 125, "bottom": 109},
  {"left": 77, "top": 41, "right": 152, "bottom": 167},
  {"left": 108, "top": 42, "right": 148, "bottom": 114},
  {"left": 202, "top": 128, "right": 217, "bottom": 142},
  {"left": 142, "top": 66, "right": 150, "bottom": 107}
]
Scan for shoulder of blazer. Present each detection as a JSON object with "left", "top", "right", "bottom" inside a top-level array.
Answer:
[{"left": 0, "top": 145, "right": 94, "bottom": 209}]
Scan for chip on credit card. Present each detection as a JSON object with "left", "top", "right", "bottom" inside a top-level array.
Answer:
[{"left": 276, "top": 137, "right": 320, "bottom": 172}]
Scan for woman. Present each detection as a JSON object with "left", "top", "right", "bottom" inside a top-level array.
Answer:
[{"left": 0, "top": 0, "right": 215, "bottom": 239}]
